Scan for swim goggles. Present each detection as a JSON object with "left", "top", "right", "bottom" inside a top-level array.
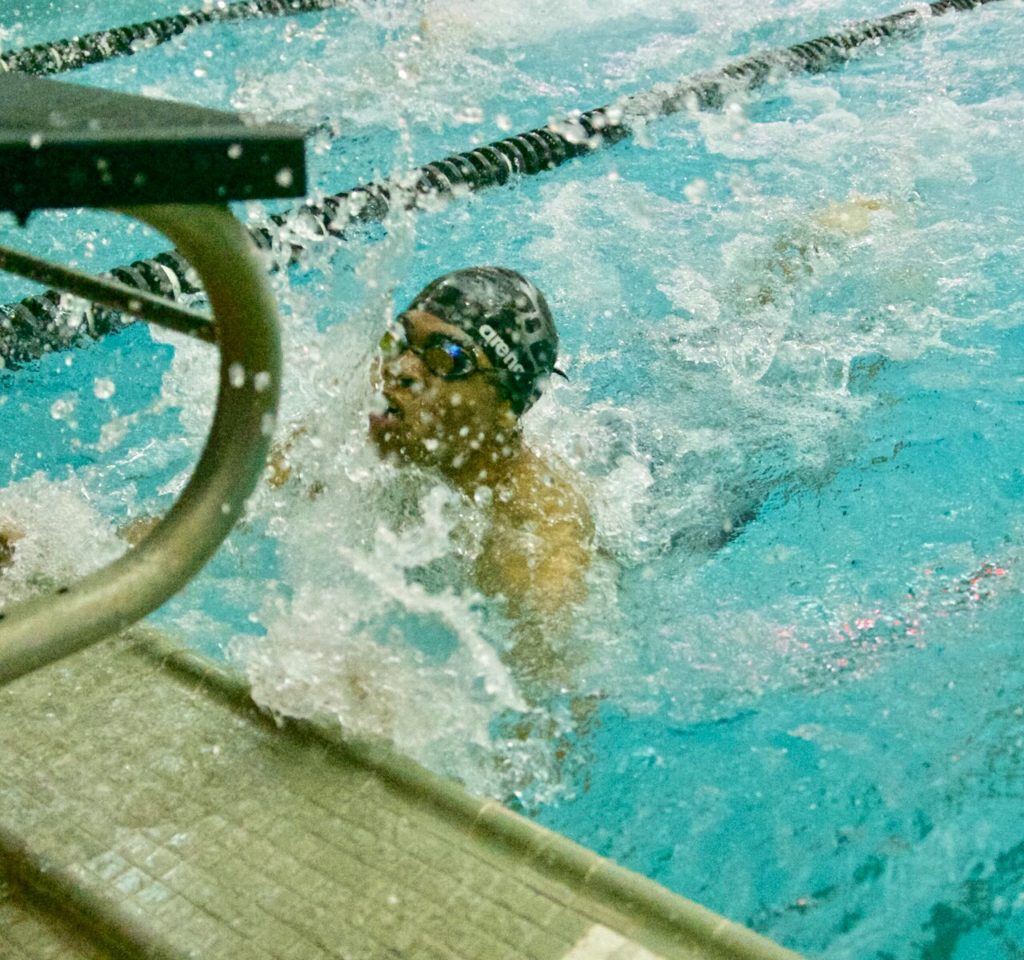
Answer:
[{"left": 378, "top": 326, "right": 484, "bottom": 381}]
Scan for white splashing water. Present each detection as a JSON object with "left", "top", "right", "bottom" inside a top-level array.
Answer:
[{"left": 0, "top": 474, "right": 123, "bottom": 605}]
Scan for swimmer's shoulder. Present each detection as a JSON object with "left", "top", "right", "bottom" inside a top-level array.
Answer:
[{"left": 494, "top": 448, "right": 594, "bottom": 545}]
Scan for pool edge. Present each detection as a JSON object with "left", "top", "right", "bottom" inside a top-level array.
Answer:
[{"left": 136, "top": 627, "right": 806, "bottom": 960}]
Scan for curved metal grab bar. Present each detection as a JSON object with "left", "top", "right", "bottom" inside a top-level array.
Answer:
[{"left": 0, "top": 204, "right": 281, "bottom": 686}]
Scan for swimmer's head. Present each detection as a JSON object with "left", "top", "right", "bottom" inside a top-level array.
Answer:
[
  {"left": 369, "top": 268, "right": 561, "bottom": 475},
  {"left": 406, "top": 267, "right": 560, "bottom": 415}
]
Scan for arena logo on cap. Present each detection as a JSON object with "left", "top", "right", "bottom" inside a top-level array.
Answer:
[{"left": 479, "top": 324, "right": 526, "bottom": 374}]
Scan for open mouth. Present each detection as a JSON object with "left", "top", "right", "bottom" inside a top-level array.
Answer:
[{"left": 369, "top": 398, "right": 403, "bottom": 435}]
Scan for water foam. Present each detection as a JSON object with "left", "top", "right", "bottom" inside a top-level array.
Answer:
[{"left": 0, "top": 473, "right": 123, "bottom": 604}]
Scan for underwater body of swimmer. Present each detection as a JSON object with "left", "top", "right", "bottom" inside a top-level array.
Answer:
[{"left": 368, "top": 267, "right": 593, "bottom": 698}]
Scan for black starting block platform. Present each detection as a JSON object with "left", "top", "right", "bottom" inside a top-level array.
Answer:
[{"left": 0, "top": 73, "right": 306, "bottom": 217}]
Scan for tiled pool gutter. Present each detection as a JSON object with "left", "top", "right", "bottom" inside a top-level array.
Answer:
[{"left": 0, "top": 628, "right": 804, "bottom": 960}]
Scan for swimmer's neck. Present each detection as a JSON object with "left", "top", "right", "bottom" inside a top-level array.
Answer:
[{"left": 441, "top": 427, "right": 528, "bottom": 497}]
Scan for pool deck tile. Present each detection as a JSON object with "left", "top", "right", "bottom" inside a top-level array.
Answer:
[{"left": 0, "top": 630, "right": 804, "bottom": 960}]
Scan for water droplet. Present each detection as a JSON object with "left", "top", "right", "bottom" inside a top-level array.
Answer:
[
  {"left": 495, "top": 114, "right": 512, "bottom": 131},
  {"left": 28, "top": 133, "right": 43, "bottom": 149},
  {"left": 253, "top": 371, "right": 272, "bottom": 393},
  {"left": 227, "top": 143, "right": 243, "bottom": 160},
  {"left": 275, "top": 167, "right": 294, "bottom": 188},
  {"left": 228, "top": 362, "right": 246, "bottom": 387},
  {"left": 454, "top": 106, "right": 484, "bottom": 125},
  {"left": 193, "top": 67, "right": 207, "bottom": 78},
  {"left": 260, "top": 413, "right": 276, "bottom": 436},
  {"left": 683, "top": 178, "right": 708, "bottom": 204},
  {"left": 93, "top": 378, "right": 116, "bottom": 400}
]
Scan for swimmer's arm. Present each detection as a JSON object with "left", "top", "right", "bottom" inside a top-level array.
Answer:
[
  {"left": 477, "top": 518, "right": 590, "bottom": 617},
  {"left": 810, "top": 196, "right": 888, "bottom": 236},
  {"left": 119, "top": 424, "right": 318, "bottom": 544},
  {"left": 745, "top": 195, "right": 889, "bottom": 308},
  {"left": 475, "top": 508, "right": 592, "bottom": 694},
  {"left": 266, "top": 423, "right": 306, "bottom": 489}
]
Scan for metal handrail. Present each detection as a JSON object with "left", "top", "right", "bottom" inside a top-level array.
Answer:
[
  {"left": 0, "top": 240, "right": 215, "bottom": 342},
  {"left": 0, "top": 204, "right": 281, "bottom": 686}
]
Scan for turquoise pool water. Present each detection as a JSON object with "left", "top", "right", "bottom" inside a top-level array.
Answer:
[{"left": 1, "top": 1, "right": 1023, "bottom": 957}]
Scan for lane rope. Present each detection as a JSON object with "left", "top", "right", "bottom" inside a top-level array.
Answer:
[
  {"left": 0, "top": 0, "right": 346, "bottom": 77},
  {"left": 0, "top": 0, "right": 1007, "bottom": 367}
]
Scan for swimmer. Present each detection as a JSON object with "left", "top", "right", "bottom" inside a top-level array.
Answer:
[{"left": 368, "top": 267, "right": 593, "bottom": 697}]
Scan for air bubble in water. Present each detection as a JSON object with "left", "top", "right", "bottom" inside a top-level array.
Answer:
[
  {"left": 275, "top": 167, "right": 294, "bottom": 188},
  {"left": 93, "top": 378, "right": 116, "bottom": 400},
  {"left": 455, "top": 106, "right": 484, "bottom": 125},
  {"left": 50, "top": 398, "right": 75, "bottom": 420}
]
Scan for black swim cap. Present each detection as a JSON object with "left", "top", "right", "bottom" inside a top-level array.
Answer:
[{"left": 405, "top": 267, "right": 558, "bottom": 415}]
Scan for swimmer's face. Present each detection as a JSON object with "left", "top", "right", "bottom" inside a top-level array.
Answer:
[{"left": 369, "top": 310, "right": 518, "bottom": 470}]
